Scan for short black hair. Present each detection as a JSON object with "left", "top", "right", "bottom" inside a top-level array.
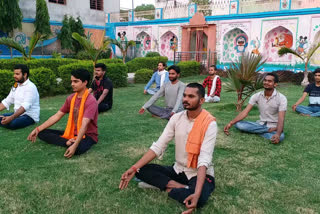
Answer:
[
  {"left": 314, "top": 68, "right": 320, "bottom": 75},
  {"left": 71, "top": 69, "right": 91, "bottom": 86},
  {"left": 265, "top": 73, "right": 279, "bottom": 83},
  {"left": 158, "top": 61, "right": 166, "bottom": 67},
  {"left": 14, "top": 64, "right": 29, "bottom": 78},
  {"left": 168, "top": 65, "right": 181, "bottom": 74},
  {"left": 95, "top": 63, "right": 107, "bottom": 71},
  {"left": 186, "top": 83, "right": 205, "bottom": 98},
  {"left": 210, "top": 65, "right": 216, "bottom": 70}
]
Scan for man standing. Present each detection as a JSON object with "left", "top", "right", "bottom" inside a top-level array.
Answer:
[
  {"left": 120, "top": 83, "right": 217, "bottom": 214},
  {"left": 202, "top": 65, "right": 221, "bottom": 103},
  {"left": 27, "top": 69, "right": 98, "bottom": 158},
  {"left": 292, "top": 68, "right": 320, "bottom": 117},
  {"left": 144, "top": 62, "right": 169, "bottom": 95},
  {"left": 224, "top": 73, "right": 287, "bottom": 144},
  {"left": 139, "top": 65, "right": 185, "bottom": 120},
  {"left": 0, "top": 64, "right": 40, "bottom": 129},
  {"left": 89, "top": 63, "right": 113, "bottom": 113}
]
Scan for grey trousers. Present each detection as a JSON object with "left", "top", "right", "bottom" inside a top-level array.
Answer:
[{"left": 147, "top": 105, "right": 173, "bottom": 119}]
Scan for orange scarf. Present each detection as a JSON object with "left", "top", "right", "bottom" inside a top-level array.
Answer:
[
  {"left": 61, "top": 89, "right": 89, "bottom": 140},
  {"left": 186, "top": 109, "right": 216, "bottom": 168}
]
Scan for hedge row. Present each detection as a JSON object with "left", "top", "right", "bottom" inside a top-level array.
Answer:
[
  {"left": 135, "top": 69, "right": 154, "bottom": 83},
  {"left": 126, "top": 56, "right": 168, "bottom": 73},
  {"left": 0, "top": 70, "right": 14, "bottom": 100},
  {"left": 177, "top": 61, "right": 201, "bottom": 78}
]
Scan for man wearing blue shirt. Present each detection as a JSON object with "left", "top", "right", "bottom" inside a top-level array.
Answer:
[{"left": 144, "top": 62, "right": 169, "bottom": 95}]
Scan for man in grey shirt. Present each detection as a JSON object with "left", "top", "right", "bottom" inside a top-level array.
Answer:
[
  {"left": 224, "top": 73, "right": 287, "bottom": 144},
  {"left": 139, "top": 65, "right": 186, "bottom": 120}
]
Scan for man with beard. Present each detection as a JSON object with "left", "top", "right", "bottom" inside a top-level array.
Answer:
[
  {"left": 292, "top": 68, "right": 320, "bottom": 117},
  {"left": 27, "top": 69, "right": 98, "bottom": 158},
  {"left": 89, "top": 63, "right": 113, "bottom": 113},
  {"left": 120, "top": 83, "right": 217, "bottom": 214},
  {"left": 144, "top": 62, "right": 169, "bottom": 95},
  {"left": 139, "top": 65, "right": 185, "bottom": 119},
  {"left": 0, "top": 64, "right": 40, "bottom": 129},
  {"left": 202, "top": 65, "right": 221, "bottom": 103},
  {"left": 224, "top": 73, "right": 287, "bottom": 144}
]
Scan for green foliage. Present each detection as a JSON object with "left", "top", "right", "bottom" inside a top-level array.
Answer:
[
  {"left": 126, "top": 56, "right": 168, "bottom": 73},
  {"left": 58, "top": 61, "right": 127, "bottom": 92},
  {"left": 135, "top": 4, "right": 155, "bottom": 19},
  {"left": 134, "top": 69, "right": 153, "bottom": 83},
  {"left": 225, "top": 53, "right": 266, "bottom": 111},
  {"left": 0, "top": 33, "right": 43, "bottom": 60},
  {"left": 176, "top": 60, "right": 201, "bottom": 77},
  {"left": 145, "top": 52, "right": 160, "bottom": 57},
  {"left": 57, "top": 15, "right": 73, "bottom": 50},
  {"left": 75, "top": 49, "right": 111, "bottom": 61},
  {"left": 70, "top": 17, "right": 85, "bottom": 53},
  {"left": 0, "top": 0, "right": 22, "bottom": 35},
  {"left": 97, "top": 58, "right": 123, "bottom": 64},
  {"left": 0, "top": 69, "right": 14, "bottom": 99},
  {"left": 30, "top": 67, "right": 56, "bottom": 97},
  {"left": 34, "top": 0, "right": 51, "bottom": 39},
  {"left": 107, "top": 38, "right": 136, "bottom": 63},
  {"left": 190, "top": 0, "right": 212, "bottom": 15},
  {"left": 51, "top": 51, "right": 62, "bottom": 58}
]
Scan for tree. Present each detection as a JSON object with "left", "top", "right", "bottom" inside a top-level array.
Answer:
[
  {"left": 0, "top": 32, "right": 43, "bottom": 60},
  {"left": 135, "top": 4, "right": 155, "bottom": 20},
  {"left": 190, "top": 0, "right": 212, "bottom": 16},
  {"left": 34, "top": 0, "right": 51, "bottom": 55},
  {"left": 107, "top": 38, "right": 136, "bottom": 63},
  {"left": 278, "top": 42, "right": 320, "bottom": 86},
  {"left": 225, "top": 53, "right": 266, "bottom": 111},
  {"left": 70, "top": 17, "right": 85, "bottom": 54},
  {"left": 0, "top": 0, "right": 23, "bottom": 57},
  {"left": 72, "top": 32, "right": 110, "bottom": 67},
  {"left": 57, "top": 15, "right": 73, "bottom": 51}
]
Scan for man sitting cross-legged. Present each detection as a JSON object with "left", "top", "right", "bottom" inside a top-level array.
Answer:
[
  {"left": 202, "top": 65, "right": 221, "bottom": 103},
  {"left": 143, "top": 62, "right": 169, "bottom": 95},
  {"left": 224, "top": 73, "right": 287, "bottom": 144},
  {"left": 292, "top": 68, "right": 320, "bottom": 117},
  {"left": 120, "top": 83, "right": 217, "bottom": 214},
  {"left": 89, "top": 63, "right": 113, "bottom": 113},
  {"left": 139, "top": 65, "right": 185, "bottom": 120},
  {"left": 0, "top": 64, "right": 40, "bottom": 129},
  {"left": 27, "top": 69, "right": 98, "bottom": 158}
]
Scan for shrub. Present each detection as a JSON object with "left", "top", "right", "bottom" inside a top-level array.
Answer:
[
  {"left": 126, "top": 56, "right": 168, "bottom": 73},
  {"left": 58, "top": 61, "right": 127, "bottom": 92},
  {"left": 0, "top": 70, "right": 14, "bottom": 100},
  {"left": 146, "top": 52, "right": 160, "bottom": 57},
  {"left": 176, "top": 61, "right": 201, "bottom": 77},
  {"left": 30, "top": 67, "right": 57, "bottom": 97},
  {"left": 97, "top": 58, "right": 123, "bottom": 64},
  {"left": 135, "top": 69, "right": 154, "bottom": 83},
  {"left": 75, "top": 49, "right": 112, "bottom": 61}
]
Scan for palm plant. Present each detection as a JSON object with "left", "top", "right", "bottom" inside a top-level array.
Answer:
[
  {"left": 0, "top": 32, "right": 42, "bottom": 60},
  {"left": 72, "top": 32, "right": 110, "bottom": 67},
  {"left": 225, "top": 53, "right": 266, "bottom": 111},
  {"left": 278, "top": 42, "right": 320, "bottom": 86},
  {"left": 106, "top": 38, "right": 136, "bottom": 63}
]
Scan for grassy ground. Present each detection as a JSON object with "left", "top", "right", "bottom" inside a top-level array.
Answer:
[{"left": 0, "top": 75, "right": 319, "bottom": 214}]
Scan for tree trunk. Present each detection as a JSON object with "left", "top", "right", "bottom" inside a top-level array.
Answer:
[
  {"left": 122, "top": 52, "right": 126, "bottom": 63},
  {"left": 301, "top": 63, "right": 309, "bottom": 86}
]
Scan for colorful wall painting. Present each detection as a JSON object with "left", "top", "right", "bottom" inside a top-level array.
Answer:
[
  {"left": 222, "top": 28, "right": 248, "bottom": 62},
  {"left": 311, "top": 30, "right": 320, "bottom": 65},
  {"left": 136, "top": 31, "right": 152, "bottom": 57},
  {"left": 264, "top": 26, "right": 293, "bottom": 62},
  {"left": 296, "top": 36, "right": 308, "bottom": 55},
  {"left": 188, "top": 4, "right": 197, "bottom": 17},
  {"left": 160, "top": 31, "right": 178, "bottom": 61},
  {"left": 250, "top": 37, "right": 261, "bottom": 55},
  {"left": 230, "top": 0, "right": 239, "bottom": 14},
  {"left": 155, "top": 8, "right": 163, "bottom": 20},
  {"left": 280, "top": 0, "right": 291, "bottom": 10}
]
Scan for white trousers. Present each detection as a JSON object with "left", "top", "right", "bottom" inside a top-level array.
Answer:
[{"left": 205, "top": 95, "right": 220, "bottom": 103}]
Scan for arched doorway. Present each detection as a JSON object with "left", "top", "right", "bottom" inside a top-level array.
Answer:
[
  {"left": 222, "top": 28, "right": 249, "bottom": 62},
  {"left": 160, "top": 31, "right": 178, "bottom": 61},
  {"left": 190, "top": 31, "right": 208, "bottom": 52},
  {"left": 311, "top": 31, "right": 320, "bottom": 65},
  {"left": 136, "top": 31, "right": 152, "bottom": 57},
  {"left": 263, "top": 26, "right": 293, "bottom": 63}
]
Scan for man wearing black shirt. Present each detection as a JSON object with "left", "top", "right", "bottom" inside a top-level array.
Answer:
[{"left": 89, "top": 63, "right": 113, "bottom": 113}]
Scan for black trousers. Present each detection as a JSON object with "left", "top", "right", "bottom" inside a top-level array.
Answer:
[
  {"left": 98, "top": 103, "right": 112, "bottom": 113},
  {"left": 38, "top": 129, "right": 96, "bottom": 155},
  {"left": 136, "top": 164, "right": 215, "bottom": 208}
]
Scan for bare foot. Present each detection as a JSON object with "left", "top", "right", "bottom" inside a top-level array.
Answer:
[
  {"left": 151, "top": 114, "right": 160, "bottom": 118},
  {"left": 181, "top": 208, "right": 194, "bottom": 214},
  {"left": 300, "top": 113, "right": 311, "bottom": 117},
  {"left": 166, "top": 180, "right": 187, "bottom": 192}
]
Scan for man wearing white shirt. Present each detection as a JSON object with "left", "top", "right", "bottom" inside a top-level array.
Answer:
[
  {"left": 0, "top": 64, "right": 40, "bottom": 129},
  {"left": 121, "top": 83, "right": 217, "bottom": 214}
]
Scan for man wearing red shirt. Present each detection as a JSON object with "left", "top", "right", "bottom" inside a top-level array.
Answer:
[{"left": 202, "top": 65, "right": 221, "bottom": 103}]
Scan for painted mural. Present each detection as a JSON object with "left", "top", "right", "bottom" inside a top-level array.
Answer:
[
  {"left": 250, "top": 37, "right": 261, "bottom": 55},
  {"left": 280, "top": 0, "right": 290, "bottom": 10},
  {"left": 264, "top": 26, "right": 293, "bottom": 62},
  {"left": 222, "top": 28, "right": 248, "bottom": 62},
  {"left": 296, "top": 36, "right": 308, "bottom": 55},
  {"left": 160, "top": 31, "right": 178, "bottom": 61},
  {"left": 136, "top": 31, "right": 151, "bottom": 57}
]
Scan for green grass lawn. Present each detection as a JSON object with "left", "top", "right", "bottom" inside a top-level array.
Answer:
[{"left": 0, "top": 75, "right": 319, "bottom": 214}]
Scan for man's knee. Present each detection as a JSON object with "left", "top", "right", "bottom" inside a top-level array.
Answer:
[{"left": 234, "top": 121, "right": 246, "bottom": 130}]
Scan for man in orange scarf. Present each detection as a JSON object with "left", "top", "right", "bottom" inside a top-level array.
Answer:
[
  {"left": 120, "top": 83, "right": 217, "bottom": 214},
  {"left": 27, "top": 69, "right": 98, "bottom": 158}
]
